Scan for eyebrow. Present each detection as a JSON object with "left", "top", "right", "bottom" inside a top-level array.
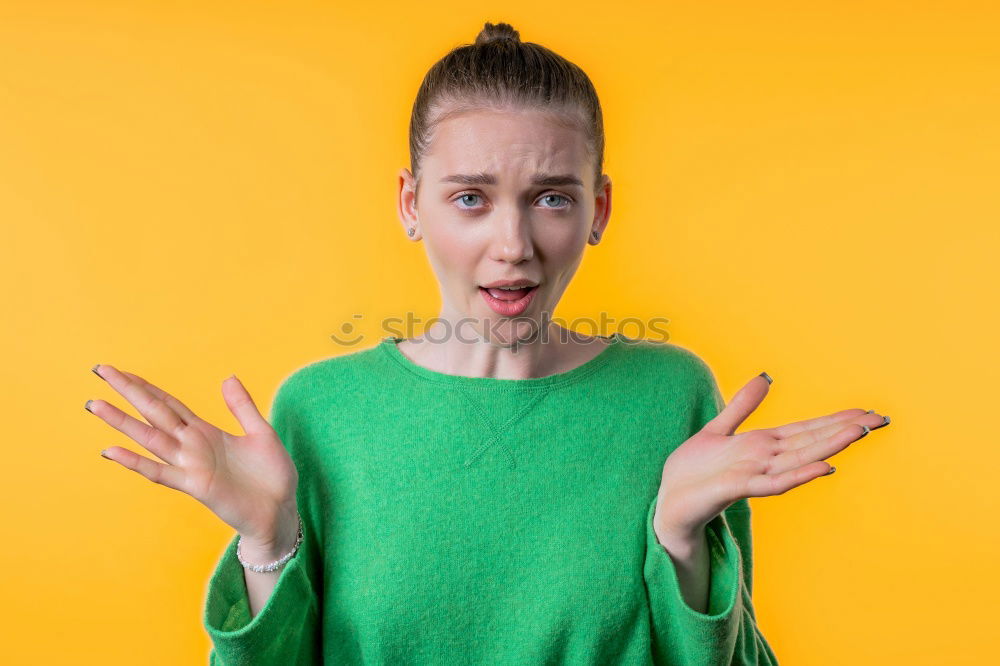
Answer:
[{"left": 439, "top": 172, "right": 584, "bottom": 188}]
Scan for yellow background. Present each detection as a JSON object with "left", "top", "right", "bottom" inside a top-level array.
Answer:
[{"left": 2, "top": 1, "right": 997, "bottom": 663}]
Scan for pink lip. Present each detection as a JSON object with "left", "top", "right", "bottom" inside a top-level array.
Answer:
[
  {"left": 478, "top": 285, "right": 538, "bottom": 316},
  {"left": 481, "top": 279, "right": 538, "bottom": 289}
]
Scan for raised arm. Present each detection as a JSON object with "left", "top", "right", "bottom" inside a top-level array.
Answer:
[
  {"left": 86, "top": 365, "right": 320, "bottom": 664},
  {"left": 645, "top": 364, "right": 890, "bottom": 664},
  {"left": 645, "top": 493, "right": 779, "bottom": 665},
  {"left": 202, "top": 373, "right": 322, "bottom": 664}
]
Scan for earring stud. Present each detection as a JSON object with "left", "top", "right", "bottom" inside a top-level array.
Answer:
[{"left": 407, "top": 227, "right": 415, "bottom": 237}]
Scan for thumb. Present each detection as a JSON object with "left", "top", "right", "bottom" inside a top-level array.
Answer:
[
  {"left": 222, "top": 374, "right": 270, "bottom": 436},
  {"left": 702, "top": 372, "right": 772, "bottom": 436}
]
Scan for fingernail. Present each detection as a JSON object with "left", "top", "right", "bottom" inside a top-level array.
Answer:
[
  {"left": 84, "top": 399, "right": 94, "bottom": 413},
  {"left": 873, "top": 415, "right": 890, "bottom": 429},
  {"left": 858, "top": 425, "right": 871, "bottom": 439},
  {"left": 866, "top": 409, "right": 874, "bottom": 414},
  {"left": 759, "top": 371, "right": 773, "bottom": 385},
  {"left": 100, "top": 449, "right": 110, "bottom": 459},
  {"left": 92, "top": 364, "right": 105, "bottom": 380},
  {"left": 825, "top": 465, "right": 837, "bottom": 476}
]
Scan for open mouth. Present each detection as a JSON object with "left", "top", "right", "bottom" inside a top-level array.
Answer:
[
  {"left": 478, "top": 285, "right": 539, "bottom": 316},
  {"left": 479, "top": 285, "right": 537, "bottom": 301}
]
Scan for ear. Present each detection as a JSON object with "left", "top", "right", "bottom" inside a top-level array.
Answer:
[
  {"left": 397, "top": 167, "right": 422, "bottom": 241},
  {"left": 588, "top": 173, "right": 612, "bottom": 245}
]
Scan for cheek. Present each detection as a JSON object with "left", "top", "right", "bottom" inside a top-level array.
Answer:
[
  {"left": 422, "top": 225, "right": 480, "bottom": 278},
  {"left": 535, "top": 223, "right": 588, "bottom": 262}
]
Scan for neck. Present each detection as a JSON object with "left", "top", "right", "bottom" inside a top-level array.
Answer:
[{"left": 396, "top": 319, "right": 607, "bottom": 380}]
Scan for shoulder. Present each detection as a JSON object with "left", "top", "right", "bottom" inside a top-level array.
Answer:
[
  {"left": 268, "top": 340, "right": 387, "bottom": 418},
  {"left": 614, "top": 334, "right": 717, "bottom": 388}
]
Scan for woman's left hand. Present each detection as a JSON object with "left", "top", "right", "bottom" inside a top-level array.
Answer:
[{"left": 653, "top": 372, "right": 891, "bottom": 544}]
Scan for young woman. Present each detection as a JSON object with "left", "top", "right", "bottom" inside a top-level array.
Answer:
[{"left": 87, "top": 21, "right": 890, "bottom": 665}]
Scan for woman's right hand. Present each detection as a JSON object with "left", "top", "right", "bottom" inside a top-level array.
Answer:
[{"left": 86, "top": 364, "right": 300, "bottom": 557}]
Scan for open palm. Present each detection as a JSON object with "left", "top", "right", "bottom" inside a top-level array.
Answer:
[
  {"left": 654, "top": 373, "right": 891, "bottom": 540},
  {"left": 86, "top": 364, "right": 298, "bottom": 545}
]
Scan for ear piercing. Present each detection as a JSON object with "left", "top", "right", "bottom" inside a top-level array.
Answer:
[
  {"left": 407, "top": 227, "right": 415, "bottom": 237},
  {"left": 591, "top": 230, "right": 600, "bottom": 240}
]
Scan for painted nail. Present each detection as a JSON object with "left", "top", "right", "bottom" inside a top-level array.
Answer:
[
  {"left": 84, "top": 399, "right": 94, "bottom": 413},
  {"left": 825, "top": 466, "right": 837, "bottom": 476},
  {"left": 100, "top": 449, "right": 110, "bottom": 459},
  {"left": 92, "top": 364, "right": 105, "bottom": 380},
  {"left": 866, "top": 409, "right": 874, "bottom": 414},
  {"left": 858, "top": 425, "right": 871, "bottom": 439},
  {"left": 873, "top": 415, "right": 891, "bottom": 429},
  {"left": 759, "top": 371, "right": 773, "bottom": 385}
]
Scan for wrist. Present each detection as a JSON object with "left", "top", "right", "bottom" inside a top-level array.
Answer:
[
  {"left": 239, "top": 503, "right": 300, "bottom": 563},
  {"left": 654, "top": 524, "right": 706, "bottom": 560},
  {"left": 653, "top": 500, "right": 704, "bottom": 543},
  {"left": 653, "top": 508, "right": 708, "bottom": 558}
]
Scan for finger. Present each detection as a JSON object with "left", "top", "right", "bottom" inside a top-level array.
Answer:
[
  {"left": 745, "top": 459, "right": 835, "bottom": 497},
  {"left": 778, "top": 412, "right": 886, "bottom": 452},
  {"left": 86, "top": 398, "right": 181, "bottom": 464},
  {"left": 702, "top": 372, "right": 771, "bottom": 437},
  {"left": 101, "top": 445, "right": 187, "bottom": 493},
  {"left": 118, "top": 370, "right": 200, "bottom": 424},
  {"left": 764, "top": 408, "right": 869, "bottom": 439},
  {"left": 93, "top": 364, "right": 187, "bottom": 438},
  {"left": 223, "top": 375, "right": 270, "bottom": 436},
  {"left": 767, "top": 423, "right": 869, "bottom": 476}
]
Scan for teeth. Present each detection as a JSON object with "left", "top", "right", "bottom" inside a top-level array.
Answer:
[{"left": 494, "top": 285, "right": 531, "bottom": 290}]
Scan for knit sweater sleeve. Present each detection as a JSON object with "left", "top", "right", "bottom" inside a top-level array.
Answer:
[
  {"left": 202, "top": 375, "right": 322, "bottom": 665},
  {"left": 643, "top": 356, "right": 780, "bottom": 665}
]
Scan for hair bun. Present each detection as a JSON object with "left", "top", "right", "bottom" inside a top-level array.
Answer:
[{"left": 474, "top": 22, "right": 521, "bottom": 45}]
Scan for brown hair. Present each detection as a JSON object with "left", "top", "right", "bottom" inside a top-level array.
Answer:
[{"left": 408, "top": 21, "right": 606, "bottom": 200}]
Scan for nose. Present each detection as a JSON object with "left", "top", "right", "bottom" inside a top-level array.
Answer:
[{"left": 488, "top": 214, "right": 534, "bottom": 264}]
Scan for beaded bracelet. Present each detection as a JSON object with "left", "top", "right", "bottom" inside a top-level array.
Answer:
[{"left": 236, "top": 514, "right": 304, "bottom": 573}]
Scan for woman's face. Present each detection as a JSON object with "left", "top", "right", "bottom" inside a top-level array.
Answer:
[{"left": 397, "top": 107, "right": 611, "bottom": 346}]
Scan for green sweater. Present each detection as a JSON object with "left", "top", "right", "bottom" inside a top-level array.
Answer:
[{"left": 203, "top": 332, "right": 780, "bottom": 665}]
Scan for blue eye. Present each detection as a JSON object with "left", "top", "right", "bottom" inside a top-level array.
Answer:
[
  {"left": 452, "top": 192, "right": 572, "bottom": 211},
  {"left": 455, "top": 193, "right": 482, "bottom": 209},
  {"left": 539, "top": 194, "right": 570, "bottom": 209}
]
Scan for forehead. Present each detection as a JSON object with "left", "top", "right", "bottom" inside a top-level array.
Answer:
[{"left": 425, "top": 108, "right": 587, "bottom": 176}]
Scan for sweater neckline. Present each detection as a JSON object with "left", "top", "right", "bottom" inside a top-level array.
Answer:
[{"left": 379, "top": 332, "right": 624, "bottom": 390}]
